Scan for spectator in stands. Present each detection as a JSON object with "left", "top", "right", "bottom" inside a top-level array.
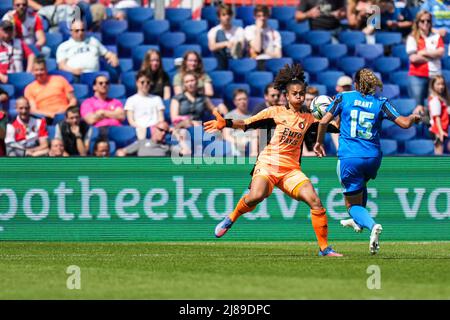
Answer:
[
  {"left": 407, "top": 10, "right": 444, "bottom": 114},
  {"left": 55, "top": 106, "right": 92, "bottom": 156},
  {"left": 2, "top": 0, "right": 47, "bottom": 53},
  {"left": 223, "top": 89, "right": 257, "bottom": 157},
  {"left": 28, "top": 0, "right": 56, "bottom": 11},
  {"left": 48, "top": 138, "right": 69, "bottom": 156},
  {"left": 0, "top": 103, "right": 7, "bottom": 156},
  {"left": 80, "top": 75, "right": 125, "bottom": 136},
  {"left": 24, "top": 56, "right": 77, "bottom": 122},
  {"left": 427, "top": 75, "right": 449, "bottom": 155},
  {"left": 420, "top": 0, "right": 450, "bottom": 37},
  {"left": 109, "top": 0, "right": 139, "bottom": 20},
  {"left": 335, "top": 75, "right": 353, "bottom": 93},
  {"left": 125, "top": 70, "right": 165, "bottom": 140},
  {"left": 295, "top": 0, "right": 346, "bottom": 35},
  {"left": 38, "top": 0, "right": 78, "bottom": 33},
  {"left": 0, "top": 86, "right": 9, "bottom": 110},
  {"left": 0, "top": 20, "right": 35, "bottom": 84},
  {"left": 244, "top": 5, "right": 281, "bottom": 68},
  {"left": 252, "top": 82, "right": 280, "bottom": 115},
  {"left": 347, "top": 0, "right": 378, "bottom": 38},
  {"left": 5, "top": 97, "right": 49, "bottom": 156},
  {"left": 56, "top": 19, "right": 119, "bottom": 76},
  {"left": 170, "top": 71, "right": 226, "bottom": 129},
  {"left": 140, "top": 49, "right": 171, "bottom": 100},
  {"left": 92, "top": 138, "right": 110, "bottom": 157},
  {"left": 173, "top": 51, "right": 214, "bottom": 97},
  {"left": 207, "top": 3, "right": 245, "bottom": 70},
  {"left": 378, "top": 0, "right": 414, "bottom": 34}
]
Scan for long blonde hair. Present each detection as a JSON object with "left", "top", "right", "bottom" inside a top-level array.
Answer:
[
  {"left": 354, "top": 68, "right": 383, "bottom": 96},
  {"left": 410, "top": 10, "right": 432, "bottom": 42}
]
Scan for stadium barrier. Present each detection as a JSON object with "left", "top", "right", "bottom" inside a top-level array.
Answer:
[{"left": 0, "top": 157, "right": 449, "bottom": 241}]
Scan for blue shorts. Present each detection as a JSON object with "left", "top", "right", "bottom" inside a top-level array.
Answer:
[{"left": 337, "top": 157, "right": 382, "bottom": 194}]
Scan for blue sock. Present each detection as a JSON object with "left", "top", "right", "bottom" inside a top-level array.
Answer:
[
  {"left": 349, "top": 205, "right": 375, "bottom": 231},
  {"left": 362, "top": 187, "right": 368, "bottom": 207}
]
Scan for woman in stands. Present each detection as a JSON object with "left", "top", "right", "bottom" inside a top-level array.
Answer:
[
  {"left": 204, "top": 63, "right": 343, "bottom": 257},
  {"left": 172, "top": 51, "right": 214, "bottom": 97},
  {"left": 427, "top": 75, "right": 449, "bottom": 155},
  {"left": 140, "top": 49, "right": 171, "bottom": 100}
]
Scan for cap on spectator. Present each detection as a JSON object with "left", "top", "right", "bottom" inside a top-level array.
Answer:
[
  {"left": 174, "top": 57, "right": 183, "bottom": 67},
  {"left": 0, "top": 20, "right": 14, "bottom": 30},
  {"left": 337, "top": 76, "right": 353, "bottom": 87}
]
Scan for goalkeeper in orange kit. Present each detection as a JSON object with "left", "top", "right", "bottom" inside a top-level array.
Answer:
[{"left": 204, "top": 64, "right": 342, "bottom": 256}]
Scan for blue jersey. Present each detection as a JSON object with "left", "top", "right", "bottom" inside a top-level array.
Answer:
[{"left": 326, "top": 91, "right": 400, "bottom": 159}]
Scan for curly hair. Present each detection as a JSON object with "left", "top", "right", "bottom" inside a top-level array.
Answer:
[
  {"left": 273, "top": 63, "right": 307, "bottom": 93},
  {"left": 354, "top": 68, "right": 383, "bottom": 96}
]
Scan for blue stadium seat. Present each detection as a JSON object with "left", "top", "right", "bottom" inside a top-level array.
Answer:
[
  {"left": 319, "top": 44, "right": 348, "bottom": 65},
  {"left": 338, "top": 31, "right": 365, "bottom": 52},
  {"left": 388, "top": 125, "right": 417, "bottom": 142},
  {"left": 181, "top": 20, "right": 208, "bottom": 43},
  {"left": 0, "top": 84, "right": 14, "bottom": 98},
  {"left": 246, "top": 71, "right": 273, "bottom": 97},
  {"left": 286, "top": 20, "right": 310, "bottom": 41},
  {"left": 279, "top": 31, "right": 296, "bottom": 46},
  {"left": 49, "top": 70, "right": 74, "bottom": 83},
  {"left": 0, "top": 1, "right": 12, "bottom": 18},
  {"left": 209, "top": 71, "right": 234, "bottom": 98},
  {"left": 265, "top": 58, "right": 294, "bottom": 76},
  {"left": 7, "top": 73, "right": 35, "bottom": 96},
  {"left": 203, "top": 57, "right": 218, "bottom": 73},
  {"left": 229, "top": 58, "right": 257, "bottom": 82},
  {"left": 142, "top": 20, "right": 170, "bottom": 44},
  {"left": 108, "top": 84, "right": 126, "bottom": 99},
  {"left": 390, "top": 98, "right": 416, "bottom": 115},
  {"left": 198, "top": 33, "right": 211, "bottom": 57},
  {"left": 117, "top": 32, "right": 144, "bottom": 57},
  {"left": 173, "top": 44, "right": 201, "bottom": 59},
  {"left": 80, "top": 71, "right": 110, "bottom": 88},
  {"left": 308, "top": 84, "right": 327, "bottom": 95},
  {"left": 337, "top": 57, "right": 365, "bottom": 75},
  {"left": 162, "top": 58, "right": 175, "bottom": 72},
  {"left": 47, "top": 125, "right": 56, "bottom": 139},
  {"left": 443, "top": 56, "right": 450, "bottom": 70},
  {"left": 132, "top": 45, "right": 160, "bottom": 70},
  {"left": 267, "top": 19, "right": 279, "bottom": 30},
  {"left": 53, "top": 113, "right": 65, "bottom": 124},
  {"left": 381, "top": 120, "right": 395, "bottom": 138},
  {"left": 119, "top": 58, "right": 133, "bottom": 73},
  {"left": 159, "top": 32, "right": 186, "bottom": 57},
  {"left": 390, "top": 71, "right": 409, "bottom": 96},
  {"left": 304, "top": 31, "right": 331, "bottom": 51},
  {"left": 201, "top": 5, "right": 219, "bottom": 28},
  {"left": 165, "top": 8, "right": 191, "bottom": 31},
  {"left": 58, "top": 21, "right": 70, "bottom": 41},
  {"left": 108, "top": 126, "right": 137, "bottom": 148},
  {"left": 442, "top": 70, "right": 450, "bottom": 84},
  {"left": 248, "top": 96, "right": 265, "bottom": 112},
  {"left": 375, "top": 32, "right": 402, "bottom": 46},
  {"left": 283, "top": 44, "right": 312, "bottom": 62},
  {"left": 100, "top": 19, "right": 128, "bottom": 45},
  {"left": 392, "top": 44, "right": 409, "bottom": 69},
  {"left": 381, "top": 84, "right": 400, "bottom": 100},
  {"left": 355, "top": 44, "right": 384, "bottom": 64},
  {"left": 46, "top": 58, "right": 57, "bottom": 72},
  {"left": 380, "top": 139, "right": 398, "bottom": 155},
  {"left": 374, "top": 57, "right": 401, "bottom": 78},
  {"left": 236, "top": 6, "right": 255, "bottom": 26},
  {"left": 105, "top": 44, "right": 117, "bottom": 54},
  {"left": 271, "top": 6, "right": 296, "bottom": 30},
  {"left": 317, "top": 71, "right": 344, "bottom": 96},
  {"left": 224, "top": 83, "right": 251, "bottom": 106},
  {"left": 405, "top": 139, "right": 435, "bottom": 155},
  {"left": 45, "top": 32, "right": 63, "bottom": 58},
  {"left": 72, "top": 84, "right": 89, "bottom": 100},
  {"left": 121, "top": 71, "right": 137, "bottom": 96},
  {"left": 126, "top": 7, "right": 153, "bottom": 31},
  {"left": 232, "top": 19, "right": 244, "bottom": 28},
  {"left": 303, "top": 57, "right": 329, "bottom": 79}
]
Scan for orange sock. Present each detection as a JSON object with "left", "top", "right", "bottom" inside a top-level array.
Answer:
[
  {"left": 228, "top": 196, "right": 256, "bottom": 222},
  {"left": 311, "top": 208, "right": 328, "bottom": 251}
]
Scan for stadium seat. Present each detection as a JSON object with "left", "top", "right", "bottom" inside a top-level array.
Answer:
[
  {"left": 142, "top": 20, "right": 170, "bottom": 44},
  {"left": 181, "top": 20, "right": 208, "bottom": 44},
  {"left": 279, "top": 31, "right": 296, "bottom": 46},
  {"left": 374, "top": 57, "right": 401, "bottom": 78},
  {"left": 375, "top": 32, "right": 402, "bottom": 46},
  {"left": 80, "top": 71, "right": 109, "bottom": 88},
  {"left": 390, "top": 98, "right": 416, "bottom": 115},
  {"left": 53, "top": 113, "right": 65, "bottom": 124},
  {"left": 209, "top": 71, "right": 234, "bottom": 98},
  {"left": 0, "top": 1, "right": 12, "bottom": 18},
  {"left": 390, "top": 71, "right": 409, "bottom": 96},
  {"left": 405, "top": 139, "right": 435, "bottom": 155},
  {"left": 232, "top": 19, "right": 244, "bottom": 28},
  {"left": 46, "top": 58, "right": 57, "bottom": 72},
  {"left": 380, "top": 139, "right": 398, "bottom": 155},
  {"left": 0, "top": 84, "right": 14, "bottom": 98},
  {"left": 308, "top": 84, "right": 327, "bottom": 95},
  {"left": 108, "top": 126, "right": 137, "bottom": 148},
  {"left": 201, "top": 5, "right": 219, "bottom": 28},
  {"left": 100, "top": 19, "right": 128, "bottom": 45},
  {"left": 338, "top": 31, "right": 365, "bottom": 52},
  {"left": 132, "top": 45, "right": 160, "bottom": 70},
  {"left": 224, "top": 83, "right": 251, "bottom": 106},
  {"left": 58, "top": 21, "right": 70, "bottom": 41},
  {"left": 121, "top": 71, "right": 137, "bottom": 96},
  {"left": 173, "top": 44, "right": 202, "bottom": 59},
  {"left": 317, "top": 71, "right": 345, "bottom": 96},
  {"left": 229, "top": 58, "right": 257, "bottom": 83},
  {"left": 392, "top": 44, "right": 409, "bottom": 69},
  {"left": 117, "top": 32, "right": 144, "bottom": 57},
  {"left": 283, "top": 44, "right": 312, "bottom": 63},
  {"left": 246, "top": 71, "right": 273, "bottom": 97},
  {"left": 337, "top": 57, "right": 365, "bottom": 75},
  {"left": 388, "top": 125, "right": 417, "bottom": 142},
  {"left": 7, "top": 73, "right": 35, "bottom": 96},
  {"left": 248, "top": 96, "right": 265, "bottom": 112},
  {"left": 126, "top": 7, "right": 153, "bottom": 31},
  {"left": 45, "top": 32, "right": 63, "bottom": 58},
  {"left": 265, "top": 58, "right": 294, "bottom": 77},
  {"left": 49, "top": 70, "right": 74, "bottom": 83},
  {"left": 198, "top": 33, "right": 211, "bottom": 57},
  {"left": 162, "top": 58, "right": 175, "bottom": 72},
  {"left": 303, "top": 57, "right": 329, "bottom": 79},
  {"left": 381, "top": 84, "right": 400, "bottom": 100},
  {"left": 159, "top": 32, "right": 186, "bottom": 57},
  {"left": 108, "top": 84, "right": 126, "bottom": 99},
  {"left": 165, "top": 8, "right": 192, "bottom": 31},
  {"left": 271, "top": 6, "right": 296, "bottom": 30},
  {"left": 267, "top": 19, "right": 279, "bottom": 30},
  {"left": 47, "top": 125, "right": 56, "bottom": 140},
  {"left": 236, "top": 6, "right": 255, "bottom": 26},
  {"left": 304, "top": 31, "right": 331, "bottom": 52},
  {"left": 355, "top": 44, "right": 384, "bottom": 64},
  {"left": 203, "top": 57, "right": 218, "bottom": 72},
  {"left": 119, "top": 58, "right": 133, "bottom": 73},
  {"left": 72, "top": 84, "right": 89, "bottom": 100},
  {"left": 319, "top": 44, "right": 348, "bottom": 66},
  {"left": 286, "top": 20, "right": 310, "bottom": 41}
]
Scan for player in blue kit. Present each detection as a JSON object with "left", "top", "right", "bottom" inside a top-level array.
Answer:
[{"left": 314, "top": 68, "right": 421, "bottom": 254}]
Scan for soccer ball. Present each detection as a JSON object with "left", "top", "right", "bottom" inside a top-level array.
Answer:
[{"left": 310, "top": 95, "right": 333, "bottom": 120}]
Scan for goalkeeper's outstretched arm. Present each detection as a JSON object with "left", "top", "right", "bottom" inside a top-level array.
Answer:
[{"left": 204, "top": 109, "right": 246, "bottom": 132}]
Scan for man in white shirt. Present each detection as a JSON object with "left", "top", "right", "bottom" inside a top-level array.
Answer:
[
  {"left": 207, "top": 3, "right": 245, "bottom": 70},
  {"left": 244, "top": 5, "right": 281, "bottom": 66},
  {"left": 124, "top": 70, "right": 165, "bottom": 140},
  {"left": 56, "top": 19, "right": 118, "bottom": 76}
]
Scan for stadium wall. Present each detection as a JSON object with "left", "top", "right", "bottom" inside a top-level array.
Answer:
[{"left": 0, "top": 157, "right": 449, "bottom": 241}]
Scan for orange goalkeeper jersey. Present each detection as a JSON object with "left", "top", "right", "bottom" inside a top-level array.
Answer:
[{"left": 244, "top": 105, "right": 316, "bottom": 169}]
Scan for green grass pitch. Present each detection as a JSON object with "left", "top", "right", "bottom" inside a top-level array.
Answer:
[{"left": 1, "top": 241, "right": 450, "bottom": 299}]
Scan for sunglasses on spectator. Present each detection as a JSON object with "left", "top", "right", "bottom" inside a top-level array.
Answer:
[
  {"left": 97, "top": 81, "right": 109, "bottom": 86},
  {"left": 270, "top": 94, "right": 280, "bottom": 98},
  {"left": 156, "top": 127, "right": 169, "bottom": 133},
  {"left": 72, "top": 28, "right": 85, "bottom": 32},
  {"left": 15, "top": 3, "right": 27, "bottom": 7},
  {"left": 419, "top": 19, "right": 431, "bottom": 24},
  {"left": 139, "top": 80, "right": 151, "bottom": 84}
]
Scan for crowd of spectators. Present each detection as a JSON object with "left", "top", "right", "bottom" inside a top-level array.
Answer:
[{"left": 0, "top": 0, "right": 449, "bottom": 156}]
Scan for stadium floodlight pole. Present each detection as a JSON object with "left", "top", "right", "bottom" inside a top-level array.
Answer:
[{"left": 154, "top": 0, "right": 165, "bottom": 20}]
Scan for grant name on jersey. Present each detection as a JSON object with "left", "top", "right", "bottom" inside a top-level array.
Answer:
[{"left": 354, "top": 100, "right": 373, "bottom": 108}]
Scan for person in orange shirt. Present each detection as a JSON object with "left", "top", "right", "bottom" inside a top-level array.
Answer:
[
  {"left": 204, "top": 63, "right": 342, "bottom": 257},
  {"left": 24, "top": 56, "right": 77, "bottom": 122}
]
